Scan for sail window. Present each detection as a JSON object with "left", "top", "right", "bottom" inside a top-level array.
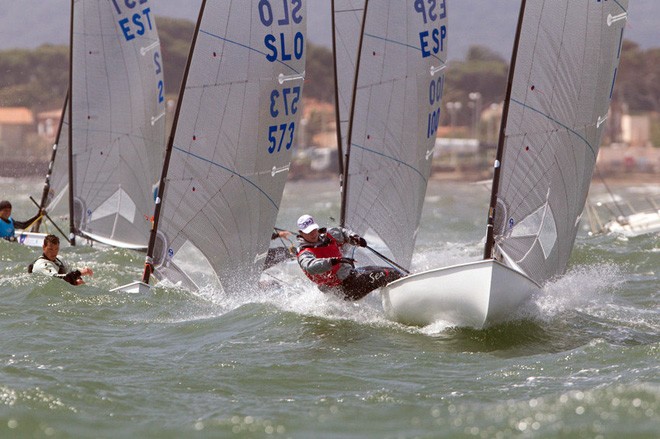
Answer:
[
  {"left": 509, "top": 202, "right": 557, "bottom": 259},
  {"left": 538, "top": 204, "right": 558, "bottom": 259},
  {"left": 510, "top": 206, "right": 544, "bottom": 238},
  {"left": 172, "top": 239, "right": 221, "bottom": 290},
  {"left": 91, "top": 188, "right": 137, "bottom": 223}
]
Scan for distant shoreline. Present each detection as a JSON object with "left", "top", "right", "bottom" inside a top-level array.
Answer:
[
  {"left": 3, "top": 162, "right": 656, "bottom": 189},
  {"left": 428, "top": 169, "right": 660, "bottom": 187}
]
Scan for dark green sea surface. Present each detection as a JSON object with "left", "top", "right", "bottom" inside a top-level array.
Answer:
[{"left": 0, "top": 179, "right": 657, "bottom": 438}]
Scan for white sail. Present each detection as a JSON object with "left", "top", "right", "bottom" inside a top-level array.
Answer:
[
  {"left": 382, "top": 0, "right": 630, "bottom": 329},
  {"left": 149, "top": 0, "right": 307, "bottom": 293},
  {"left": 492, "top": 0, "right": 629, "bottom": 284},
  {"left": 332, "top": 0, "right": 365, "bottom": 158},
  {"left": 342, "top": 0, "right": 447, "bottom": 269},
  {"left": 70, "top": 0, "right": 166, "bottom": 248}
]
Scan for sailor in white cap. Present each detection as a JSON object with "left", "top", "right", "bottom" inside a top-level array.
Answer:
[{"left": 295, "top": 214, "right": 403, "bottom": 300}]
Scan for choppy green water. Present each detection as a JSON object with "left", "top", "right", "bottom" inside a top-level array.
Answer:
[{"left": 1, "top": 178, "right": 658, "bottom": 438}]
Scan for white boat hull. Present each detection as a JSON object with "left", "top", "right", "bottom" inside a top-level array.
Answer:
[
  {"left": 603, "top": 211, "right": 660, "bottom": 237},
  {"left": 381, "top": 260, "right": 541, "bottom": 329},
  {"left": 80, "top": 231, "right": 147, "bottom": 251},
  {"left": 15, "top": 231, "right": 48, "bottom": 247},
  {"left": 110, "top": 281, "right": 151, "bottom": 294}
]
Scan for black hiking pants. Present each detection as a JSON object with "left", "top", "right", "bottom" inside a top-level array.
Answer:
[{"left": 321, "top": 266, "right": 404, "bottom": 301}]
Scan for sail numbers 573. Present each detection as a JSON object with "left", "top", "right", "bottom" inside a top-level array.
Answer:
[
  {"left": 270, "top": 87, "right": 301, "bottom": 118},
  {"left": 261, "top": 1, "right": 304, "bottom": 155},
  {"left": 268, "top": 86, "right": 300, "bottom": 154}
]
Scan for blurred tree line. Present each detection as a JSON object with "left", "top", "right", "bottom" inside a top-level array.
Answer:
[
  {"left": 0, "top": 17, "right": 658, "bottom": 130},
  {"left": 441, "top": 42, "right": 660, "bottom": 130},
  {"left": 0, "top": 17, "right": 335, "bottom": 113}
]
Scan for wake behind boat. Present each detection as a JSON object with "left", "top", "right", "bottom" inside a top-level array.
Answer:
[{"left": 381, "top": 0, "right": 630, "bottom": 328}]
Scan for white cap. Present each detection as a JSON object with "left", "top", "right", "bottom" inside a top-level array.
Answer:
[{"left": 297, "top": 214, "right": 319, "bottom": 234}]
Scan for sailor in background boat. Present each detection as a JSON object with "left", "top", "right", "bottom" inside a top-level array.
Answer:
[
  {"left": 0, "top": 200, "right": 41, "bottom": 242},
  {"left": 295, "top": 214, "right": 403, "bottom": 300},
  {"left": 28, "top": 234, "right": 93, "bottom": 285}
]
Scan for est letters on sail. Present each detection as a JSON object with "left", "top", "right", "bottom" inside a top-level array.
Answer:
[{"left": 70, "top": 0, "right": 166, "bottom": 248}]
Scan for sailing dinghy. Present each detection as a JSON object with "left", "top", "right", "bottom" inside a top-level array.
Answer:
[
  {"left": 114, "top": 0, "right": 307, "bottom": 294},
  {"left": 586, "top": 190, "right": 660, "bottom": 238},
  {"left": 31, "top": 0, "right": 166, "bottom": 250},
  {"left": 381, "top": 0, "right": 630, "bottom": 328}
]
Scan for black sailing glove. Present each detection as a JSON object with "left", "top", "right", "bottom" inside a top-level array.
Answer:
[
  {"left": 330, "top": 257, "right": 356, "bottom": 266},
  {"left": 349, "top": 234, "right": 367, "bottom": 247}
]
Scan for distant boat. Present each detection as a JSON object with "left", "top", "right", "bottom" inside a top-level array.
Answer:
[
  {"left": 31, "top": 0, "right": 166, "bottom": 250},
  {"left": 586, "top": 190, "right": 660, "bottom": 238},
  {"left": 114, "top": 0, "right": 307, "bottom": 294},
  {"left": 602, "top": 211, "right": 660, "bottom": 237},
  {"left": 349, "top": 0, "right": 628, "bottom": 328}
]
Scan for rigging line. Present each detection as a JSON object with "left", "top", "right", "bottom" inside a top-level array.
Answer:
[
  {"left": 510, "top": 98, "right": 597, "bottom": 159},
  {"left": 363, "top": 33, "right": 446, "bottom": 64},
  {"left": 172, "top": 146, "right": 278, "bottom": 210},
  {"left": 29, "top": 196, "right": 71, "bottom": 244},
  {"left": 611, "top": 0, "right": 627, "bottom": 13},
  {"left": 350, "top": 143, "right": 427, "bottom": 184},
  {"left": 365, "top": 245, "right": 410, "bottom": 275},
  {"left": 199, "top": 29, "right": 301, "bottom": 75},
  {"left": 594, "top": 166, "right": 627, "bottom": 218}
]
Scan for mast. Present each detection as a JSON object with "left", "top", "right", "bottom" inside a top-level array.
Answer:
[
  {"left": 32, "top": 92, "right": 68, "bottom": 233},
  {"left": 330, "top": 0, "right": 345, "bottom": 178},
  {"left": 483, "top": 0, "right": 527, "bottom": 259},
  {"left": 339, "top": 0, "right": 370, "bottom": 228},
  {"left": 67, "top": 0, "right": 76, "bottom": 246},
  {"left": 142, "top": 0, "right": 208, "bottom": 284}
]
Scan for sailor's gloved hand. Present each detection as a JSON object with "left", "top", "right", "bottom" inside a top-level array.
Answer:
[
  {"left": 330, "top": 257, "right": 355, "bottom": 266},
  {"left": 349, "top": 234, "right": 367, "bottom": 247}
]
